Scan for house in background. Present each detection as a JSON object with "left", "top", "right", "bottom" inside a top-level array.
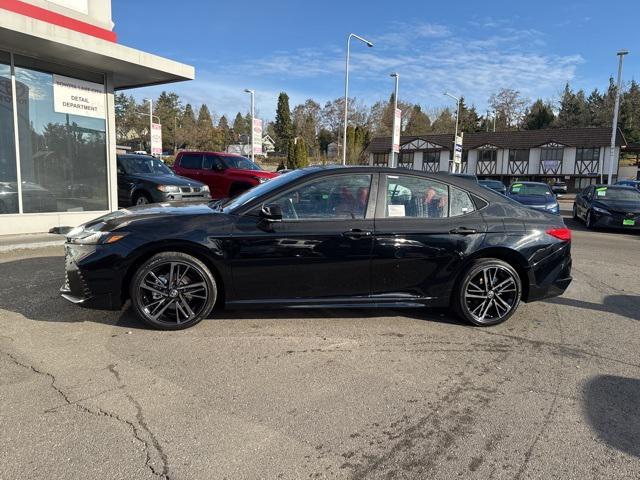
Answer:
[
  {"left": 227, "top": 135, "right": 276, "bottom": 157},
  {"left": 365, "top": 127, "right": 627, "bottom": 192}
]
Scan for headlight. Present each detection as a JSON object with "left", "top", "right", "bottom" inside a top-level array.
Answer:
[
  {"left": 545, "top": 203, "right": 559, "bottom": 212},
  {"left": 157, "top": 185, "right": 181, "bottom": 193},
  {"left": 592, "top": 206, "right": 610, "bottom": 215},
  {"left": 253, "top": 177, "right": 269, "bottom": 184},
  {"left": 68, "top": 231, "right": 128, "bottom": 245},
  {"left": 200, "top": 185, "right": 210, "bottom": 192}
]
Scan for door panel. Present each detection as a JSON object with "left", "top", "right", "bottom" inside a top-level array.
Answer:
[
  {"left": 229, "top": 173, "right": 376, "bottom": 303},
  {"left": 372, "top": 173, "right": 487, "bottom": 301}
]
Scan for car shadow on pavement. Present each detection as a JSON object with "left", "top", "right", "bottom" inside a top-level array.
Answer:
[
  {"left": 583, "top": 375, "right": 640, "bottom": 458},
  {"left": 547, "top": 295, "right": 640, "bottom": 322}
]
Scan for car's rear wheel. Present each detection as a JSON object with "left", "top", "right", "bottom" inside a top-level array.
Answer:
[
  {"left": 572, "top": 203, "right": 578, "bottom": 220},
  {"left": 453, "top": 259, "right": 521, "bottom": 326},
  {"left": 130, "top": 252, "right": 217, "bottom": 330}
]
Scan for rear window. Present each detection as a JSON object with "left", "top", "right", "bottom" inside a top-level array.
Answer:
[
  {"left": 509, "top": 183, "right": 552, "bottom": 196},
  {"left": 179, "top": 153, "right": 203, "bottom": 169}
]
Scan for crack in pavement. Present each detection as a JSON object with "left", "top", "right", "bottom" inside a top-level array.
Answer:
[
  {"left": 513, "top": 303, "right": 565, "bottom": 480},
  {"left": 1, "top": 351, "right": 170, "bottom": 480}
]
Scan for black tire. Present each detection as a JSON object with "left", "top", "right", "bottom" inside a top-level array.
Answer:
[
  {"left": 453, "top": 258, "right": 522, "bottom": 327},
  {"left": 130, "top": 252, "right": 217, "bottom": 330},
  {"left": 229, "top": 183, "right": 251, "bottom": 198},
  {"left": 585, "top": 210, "right": 595, "bottom": 229},
  {"left": 572, "top": 203, "right": 578, "bottom": 220},
  {"left": 133, "top": 191, "right": 152, "bottom": 206}
]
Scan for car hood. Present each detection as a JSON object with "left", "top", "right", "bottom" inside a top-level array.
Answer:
[
  {"left": 83, "top": 201, "right": 219, "bottom": 231},
  {"left": 226, "top": 169, "right": 279, "bottom": 179},
  {"left": 593, "top": 199, "right": 640, "bottom": 213},
  {"left": 127, "top": 173, "right": 205, "bottom": 187},
  {"left": 508, "top": 194, "right": 556, "bottom": 205}
]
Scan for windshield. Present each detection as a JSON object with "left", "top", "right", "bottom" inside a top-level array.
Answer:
[
  {"left": 120, "top": 156, "right": 173, "bottom": 176},
  {"left": 222, "top": 170, "right": 304, "bottom": 212},
  {"left": 509, "top": 183, "right": 552, "bottom": 196},
  {"left": 594, "top": 186, "right": 640, "bottom": 202},
  {"left": 222, "top": 155, "right": 262, "bottom": 171}
]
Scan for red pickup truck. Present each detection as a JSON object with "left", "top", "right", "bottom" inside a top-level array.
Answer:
[{"left": 173, "top": 152, "right": 278, "bottom": 198}]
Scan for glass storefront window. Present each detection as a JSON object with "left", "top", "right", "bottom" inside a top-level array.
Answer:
[
  {"left": 14, "top": 58, "right": 108, "bottom": 213},
  {"left": 0, "top": 51, "right": 18, "bottom": 214}
]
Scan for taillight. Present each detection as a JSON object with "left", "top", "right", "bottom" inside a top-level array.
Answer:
[{"left": 546, "top": 227, "right": 571, "bottom": 241}]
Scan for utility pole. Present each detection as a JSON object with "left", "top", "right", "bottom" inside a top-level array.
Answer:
[
  {"left": 244, "top": 89, "right": 255, "bottom": 161},
  {"left": 390, "top": 73, "right": 399, "bottom": 168},
  {"left": 608, "top": 50, "right": 629, "bottom": 185}
]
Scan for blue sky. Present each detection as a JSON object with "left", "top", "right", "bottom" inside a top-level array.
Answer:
[{"left": 114, "top": 0, "right": 638, "bottom": 121}]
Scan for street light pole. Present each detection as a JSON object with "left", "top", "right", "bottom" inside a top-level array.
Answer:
[
  {"left": 607, "top": 50, "right": 629, "bottom": 185},
  {"left": 444, "top": 92, "right": 460, "bottom": 173},
  {"left": 244, "top": 89, "right": 255, "bottom": 161},
  {"left": 342, "top": 33, "right": 374, "bottom": 165},
  {"left": 390, "top": 72, "right": 399, "bottom": 168}
]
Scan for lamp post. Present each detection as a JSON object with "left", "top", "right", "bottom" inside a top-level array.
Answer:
[
  {"left": 244, "top": 89, "right": 255, "bottom": 161},
  {"left": 444, "top": 92, "right": 461, "bottom": 173},
  {"left": 144, "top": 98, "right": 153, "bottom": 155},
  {"left": 607, "top": 50, "right": 629, "bottom": 185},
  {"left": 342, "top": 33, "right": 374, "bottom": 165},
  {"left": 390, "top": 72, "right": 399, "bottom": 167}
]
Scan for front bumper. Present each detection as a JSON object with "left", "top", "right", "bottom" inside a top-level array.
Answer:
[
  {"left": 60, "top": 244, "right": 124, "bottom": 310},
  {"left": 155, "top": 191, "right": 211, "bottom": 203},
  {"left": 591, "top": 211, "right": 640, "bottom": 230}
]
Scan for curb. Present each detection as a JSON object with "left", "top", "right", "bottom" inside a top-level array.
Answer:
[{"left": 0, "top": 240, "right": 65, "bottom": 253}]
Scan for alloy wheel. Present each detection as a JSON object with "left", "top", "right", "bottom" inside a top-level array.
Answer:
[
  {"left": 463, "top": 265, "right": 519, "bottom": 324},
  {"left": 136, "top": 196, "right": 149, "bottom": 205},
  {"left": 137, "top": 261, "right": 209, "bottom": 325}
]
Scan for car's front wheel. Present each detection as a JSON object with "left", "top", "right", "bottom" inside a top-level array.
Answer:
[
  {"left": 453, "top": 259, "right": 522, "bottom": 326},
  {"left": 572, "top": 203, "right": 578, "bottom": 220},
  {"left": 585, "top": 210, "right": 595, "bottom": 229},
  {"left": 130, "top": 252, "right": 217, "bottom": 330}
]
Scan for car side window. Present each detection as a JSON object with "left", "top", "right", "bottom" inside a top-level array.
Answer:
[
  {"left": 203, "top": 154, "right": 224, "bottom": 170},
  {"left": 450, "top": 187, "right": 476, "bottom": 217},
  {"left": 384, "top": 174, "right": 449, "bottom": 219},
  {"left": 268, "top": 174, "right": 372, "bottom": 220},
  {"left": 585, "top": 186, "right": 594, "bottom": 201},
  {"left": 179, "top": 153, "right": 203, "bottom": 169}
]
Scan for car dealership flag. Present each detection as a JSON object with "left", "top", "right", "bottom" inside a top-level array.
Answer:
[
  {"left": 392, "top": 108, "right": 402, "bottom": 154},
  {"left": 151, "top": 123, "right": 163, "bottom": 156}
]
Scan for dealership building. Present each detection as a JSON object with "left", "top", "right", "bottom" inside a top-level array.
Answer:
[
  {"left": 0, "top": 0, "right": 194, "bottom": 234},
  {"left": 366, "top": 127, "right": 636, "bottom": 191}
]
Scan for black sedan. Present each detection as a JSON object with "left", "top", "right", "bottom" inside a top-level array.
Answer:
[
  {"left": 573, "top": 184, "right": 640, "bottom": 230},
  {"left": 61, "top": 166, "right": 572, "bottom": 330},
  {"left": 117, "top": 154, "right": 211, "bottom": 207}
]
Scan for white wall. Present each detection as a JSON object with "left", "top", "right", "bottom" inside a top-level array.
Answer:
[{"left": 21, "top": 0, "right": 113, "bottom": 30}]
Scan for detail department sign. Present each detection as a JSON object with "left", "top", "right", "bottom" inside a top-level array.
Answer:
[{"left": 53, "top": 74, "right": 105, "bottom": 119}]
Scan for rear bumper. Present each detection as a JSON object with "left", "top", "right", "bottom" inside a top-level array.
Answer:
[{"left": 524, "top": 242, "right": 572, "bottom": 302}]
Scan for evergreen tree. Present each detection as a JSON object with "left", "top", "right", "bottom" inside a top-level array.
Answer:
[
  {"left": 295, "top": 138, "right": 309, "bottom": 167},
  {"left": 431, "top": 108, "right": 455, "bottom": 134},
  {"left": 154, "top": 92, "right": 183, "bottom": 152},
  {"left": 217, "top": 115, "right": 233, "bottom": 148},
  {"left": 286, "top": 138, "right": 297, "bottom": 169},
  {"left": 274, "top": 92, "right": 293, "bottom": 153},
  {"left": 181, "top": 104, "right": 197, "bottom": 149},
  {"left": 196, "top": 104, "right": 215, "bottom": 150},
  {"left": 232, "top": 112, "right": 249, "bottom": 141},
  {"left": 621, "top": 79, "right": 640, "bottom": 143},
  {"left": 403, "top": 105, "right": 431, "bottom": 135},
  {"left": 523, "top": 99, "right": 556, "bottom": 129},
  {"left": 458, "top": 98, "right": 481, "bottom": 133}
]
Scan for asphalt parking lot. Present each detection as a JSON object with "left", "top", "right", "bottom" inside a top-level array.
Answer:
[{"left": 1, "top": 208, "right": 639, "bottom": 480}]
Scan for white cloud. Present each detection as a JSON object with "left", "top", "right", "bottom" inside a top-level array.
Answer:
[{"left": 128, "top": 20, "right": 584, "bottom": 120}]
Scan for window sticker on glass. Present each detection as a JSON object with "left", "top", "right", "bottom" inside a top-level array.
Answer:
[
  {"left": 388, "top": 204, "right": 406, "bottom": 217},
  {"left": 596, "top": 187, "right": 607, "bottom": 197},
  {"left": 511, "top": 183, "right": 522, "bottom": 193}
]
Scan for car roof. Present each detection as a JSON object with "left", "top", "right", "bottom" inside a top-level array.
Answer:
[
  {"left": 178, "top": 151, "right": 244, "bottom": 157},
  {"left": 509, "top": 181, "right": 550, "bottom": 186}
]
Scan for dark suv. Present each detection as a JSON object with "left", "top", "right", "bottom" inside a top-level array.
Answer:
[
  {"left": 173, "top": 152, "right": 278, "bottom": 198},
  {"left": 117, "top": 154, "right": 210, "bottom": 207}
]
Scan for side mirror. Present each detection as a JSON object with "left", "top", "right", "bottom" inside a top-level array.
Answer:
[{"left": 260, "top": 204, "right": 283, "bottom": 222}]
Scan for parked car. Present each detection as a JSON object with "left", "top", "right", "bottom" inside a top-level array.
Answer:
[
  {"left": 117, "top": 154, "right": 210, "bottom": 207},
  {"left": 550, "top": 181, "right": 568, "bottom": 195},
  {"left": 0, "top": 181, "right": 57, "bottom": 213},
  {"left": 478, "top": 179, "right": 507, "bottom": 195},
  {"left": 61, "top": 166, "right": 572, "bottom": 330},
  {"left": 173, "top": 152, "right": 278, "bottom": 199},
  {"left": 615, "top": 179, "right": 640, "bottom": 192},
  {"left": 573, "top": 184, "right": 640, "bottom": 230},
  {"left": 507, "top": 181, "right": 560, "bottom": 215}
]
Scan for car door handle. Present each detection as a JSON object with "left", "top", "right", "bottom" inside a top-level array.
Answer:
[
  {"left": 342, "top": 229, "right": 373, "bottom": 239},
  {"left": 449, "top": 227, "right": 478, "bottom": 235}
]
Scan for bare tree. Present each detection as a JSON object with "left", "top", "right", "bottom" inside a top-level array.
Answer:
[{"left": 488, "top": 88, "right": 529, "bottom": 129}]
